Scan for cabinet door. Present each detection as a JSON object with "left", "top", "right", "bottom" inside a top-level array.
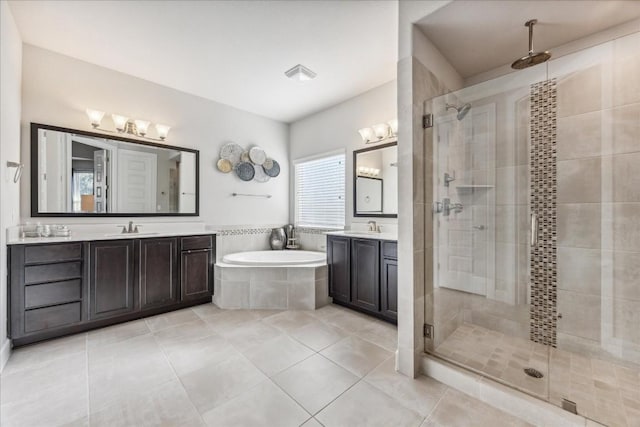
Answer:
[
  {"left": 350, "top": 238, "right": 380, "bottom": 312},
  {"left": 139, "top": 238, "right": 179, "bottom": 310},
  {"left": 327, "top": 236, "right": 350, "bottom": 303},
  {"left": 89, "top": 240, "right": 136, "bottom": 319},
  {"left": 181, "top": 249, "right": 212, "bottom": 301},
  {"left": 381, "top": 257, "right": 398, "bottom": 321}
]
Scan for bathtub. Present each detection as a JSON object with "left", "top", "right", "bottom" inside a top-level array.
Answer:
[
  {"left": 214, "top": 250, "right": 329, "bottom": 310},
  {"left": 222, "top": 250, "right": 326, "bottom": 266}
]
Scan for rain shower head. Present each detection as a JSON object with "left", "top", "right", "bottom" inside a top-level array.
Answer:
[
  {"left": 446, "top": 103, "right": 472, "bottom": 120},
  {"left": 511, "top": 19, "right": 551, "bottom": 70}
]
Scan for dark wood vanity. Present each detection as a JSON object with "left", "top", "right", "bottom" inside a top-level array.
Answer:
[
  {"left": 327, "top": 235, "right": 397, "bottom": 323},
  {"left": 8, "top": 234, "right": 215, "bottom": 346}
]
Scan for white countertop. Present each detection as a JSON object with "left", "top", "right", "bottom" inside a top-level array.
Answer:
[
  {"left": 325, "top": 230, "right": 398, "bottom": 241},
  {"left": 7, "top": 222, "right": 217, "bottom": 245}
]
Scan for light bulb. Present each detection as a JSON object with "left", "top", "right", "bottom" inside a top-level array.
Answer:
[
  {"left": 358, "top": 127, "right": 375, "bottom": 143},
  {"left": 134, "top": 120, "right": 150, "bottom": 136},
  {"left": 86, "top": 109, "right": 105, "bottom": 128},
  {"left": 388, "top": 119, "right": 398, "bottom": 136},
  {"left": 112, "top": 114, "right": 129, "bottom": 132},
  {"left": 155, "top": 124, "right": 171, "bottom": 140}
]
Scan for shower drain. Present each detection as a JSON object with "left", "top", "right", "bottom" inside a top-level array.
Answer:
[{"left": 524, "top": 368, "right": 544, "bottom": 378}]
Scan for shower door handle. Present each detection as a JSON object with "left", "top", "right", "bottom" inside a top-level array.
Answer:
[{"left": 531, "top": 213, "right": 539, "bottom": 247}]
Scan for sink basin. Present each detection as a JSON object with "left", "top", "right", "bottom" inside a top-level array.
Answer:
[
  {"left": 103, "top": 232, "right": 160, "bottom": 237},
  {"left": 346, "top": 231, "right": 381, "bottom": 235}
]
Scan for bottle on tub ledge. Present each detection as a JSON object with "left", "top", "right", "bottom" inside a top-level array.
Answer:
[
  {"left": 285, "top": 224, "right": 300, "bottom": 250},
  {"left": 269, "top": 227, "right": 286, "bottom": 250}
]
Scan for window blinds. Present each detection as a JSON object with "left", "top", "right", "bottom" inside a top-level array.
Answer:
[{"left": 295, "top": 153, "right": 345, "bottom": 228}]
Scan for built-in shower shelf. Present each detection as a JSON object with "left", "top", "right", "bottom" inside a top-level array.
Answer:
[{"left": 455, "top": 184, "right": 494, "bottom": 190}]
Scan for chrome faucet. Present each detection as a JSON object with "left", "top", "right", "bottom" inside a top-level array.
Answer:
[
  {"left": 118, "top": 221, "right": 139, "bottom": 234},
  {"left": 367, "top": 221, "right": 380, "bottom": 232}
]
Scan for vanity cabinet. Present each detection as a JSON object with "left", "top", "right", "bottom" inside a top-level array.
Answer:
[
  {"left": 327, "top": 235, "right": 397, "bottom": 324},
  {"left": 327, "top": 236, "right": 351, "bottom": 304},
  {"left": 139, "top": 238, "right": 179, "bottom": 310},
  {"left": 8, "top": 234, "right": 215, "bottom": 346},
  {"left": 89, "top": 240, "right": 136, "bottom": 319}
]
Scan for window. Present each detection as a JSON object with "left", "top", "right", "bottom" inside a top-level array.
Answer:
[{"left": 295, "top": 152, "right": 345, "bottom": 228}]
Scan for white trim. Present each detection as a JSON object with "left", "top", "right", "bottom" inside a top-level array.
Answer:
[
  {"left": 0, "top": 338, "right": 11, "bottom": 373},
  {"left": 292, "top": 148, "right": 346, "bottom": 165}
]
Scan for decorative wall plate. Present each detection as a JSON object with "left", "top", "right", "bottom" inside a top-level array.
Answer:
[
  {"left": 235, "top": 162, "right": 255, "bottom": 181},
  {"left": 253, "top": 165, "right": 270, "bottom": 183},
  {"left": 263, "top": 158, "right": 274, "bottom": 170},
  {"left": 240, "top": 151, "right": 250, "bottom": 163},
  {"left": 216, "top": 158, "right": 232, "bottom": 173},
  {"left": 249, "top": 146, "right": 267, "bottom": 165},
  {"left": 220, "top": 142, "right": 244, "bottom": 165},
  {"left": 264, "top": 160, "right": 280, "bottom": 177}
]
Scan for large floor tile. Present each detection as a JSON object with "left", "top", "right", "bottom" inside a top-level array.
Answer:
[
  {"left": 202, "top": 380, "right": 310, "bottom": 427},
  {"left": 145, "top": 308, "right": 201, "bottom": 332},
  {"left": 421, "top": 389, "right": 533, "bottom": 427},
  {"left": 289, "top": 320, "right": 349, "bottom": 351},
  {"left": 87, "top": 318, "right": 150, "bottom": 349},
  {"left": 190, "top": 303, "right": 223, "bottom": 320},
  {"left": 179, "top": 353, "right": 267, "bottom": 414},
  {"left": 242, "top": 334, "right": 314, "bottom": 377},
  {"left": 316, "top": 381, "right": 423, "bottom": 427},
  {"left": 88, "top": 335, "right": 176, "bottom": 412},
  {"left": 152, "top": 319, "right": 216, "bottom": 350},
  {"left": 262, "top": 310, "right": 318, "bottom": 333},
  {"left": 353, "top": 320, "right": 398, "bottom": 352},
  {"left": 321, "top": 336, "right": 392, "bottom": 377},
  {"left": 90, "top": 380, "right": 204, "bottom": 427},
  {"left": 219, "top": 319, "right": 283, "bottom": 352},
  {"left": 365, "top": 358, "right": 448, "bottom": 417},
  {"left": 1, "top": 333, "right": 86, "bottom": 376},
  {"left": 204, "top": 309, "right": 265, "bottom": 331},
  {"left": 164, "top": 333, "right": 241, "bottom": 376},
  {"left": 272, "top": 354, "right": 359, "bottom": 415}
]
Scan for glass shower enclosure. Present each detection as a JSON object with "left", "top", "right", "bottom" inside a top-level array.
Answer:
[{"left": 426, "top": 31, "right": 639, "bottom": 427}]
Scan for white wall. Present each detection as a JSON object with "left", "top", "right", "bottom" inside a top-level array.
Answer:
[
  {"left": 289, "top": 80, "right": 397, "bottom": 229},
  {"left": 21, "top": 45, "right": 290, "bottom": 226},
  {"left": 0, "top": 0, "right": 23, "bottom": 371}
]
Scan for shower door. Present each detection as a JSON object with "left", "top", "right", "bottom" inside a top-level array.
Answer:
[{"left": 426, "top": 31, "right": 640, "bottom": 427}]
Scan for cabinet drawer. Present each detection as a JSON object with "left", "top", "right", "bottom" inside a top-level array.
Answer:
[
  {"left": 25, "top": 279, "right": 82, "bottom": 309},
  {"left": 25, "top": 262, "right": 82, "bottom": 284},
  {"left": 382, "top": 242, "right": 397, "bottom": 259},
  {"left": 25, "top": 243, "right": 82, "bottom": 264},
  {"left": 181, "top": 235, "right": 212, "bottom": 251},
  {"left": 24, "top": 302, "right": 82, "bottom": 333}
]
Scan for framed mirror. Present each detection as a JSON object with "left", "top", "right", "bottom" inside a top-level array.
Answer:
[
  {"left": 31, "top": 123, "right": 199, "bottom": 217},
  {"left": 353, "top": 141, "right": 397, "bottom": 218}
]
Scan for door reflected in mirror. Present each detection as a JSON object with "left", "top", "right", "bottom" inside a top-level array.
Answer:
[
  {"left": 353, "top": 142, "right": 397, "bottom": 217},
  {"left": 32, "top": 123, "right": 198, "bottom": 216}
]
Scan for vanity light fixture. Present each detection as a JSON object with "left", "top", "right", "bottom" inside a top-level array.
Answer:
[
  {"left": 358, "top": 118, "right": 398, "bottom": 144},
  {"left": 357, "top": 166, "right": 381, "bottom": 177},
  {"left": 86, "top": 108, "right": 171, "bottom": 142},
  {"left": 284, "top": 64, "right": 317, "bottom": 82}
]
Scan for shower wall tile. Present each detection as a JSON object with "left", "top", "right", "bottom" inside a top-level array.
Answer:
[
  {"left": 495, "top": 206, "right": 516, "bottom": 244},
  {"left": 557, "top": 65, "right": 602, "bottom": 118},
  {"left": 610, "top": 203, "right": 640, "bottom": 252},
  {"left": 612, "top": 34, "right": 640, "bottom": 107},
  {"left": 612, "top": 298, "right": 640, "bottom": 346},
  {"left": 609, "top": 103, "right": 640, "bottom": 155},
  {"left": 557, "top": 290, "right": 601, "bottom": 342},
  {"left": 557, "top": 111, "right": 602, "bottom": 160},
  {"left": 557, "top": 158, "right": 602, "bottom": 203},
  {"left": 557, "top": 203, "right": 601, "bottom": 249},
  {"left": 495, "top": 166, "right": 517, "bottom": 205},
  {"left": 612, "top": 152, "right": 640, "bottom": 202},
  {"left": 557, "top": 247, "right": 601, "bottom": 296},
  {"left": 611, "top": 250, "right": 640, "bottom": 301}
]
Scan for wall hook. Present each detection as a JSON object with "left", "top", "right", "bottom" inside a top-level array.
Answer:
[{"left": 6, "top": 161, "right": 23, "bottom": 183}]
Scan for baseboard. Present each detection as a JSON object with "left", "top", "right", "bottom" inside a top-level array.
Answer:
[
  {"left": 0, "top": 338, "right": 11, "bottom": 373},
  {"left": 420, "top": 354, "right": 593, "bottom": 427}
]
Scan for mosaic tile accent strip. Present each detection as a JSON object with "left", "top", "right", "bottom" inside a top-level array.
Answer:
[
  {"left": 529, "top": 79, "right": 558, "bottom": 348},
  {"left": 216, "top": 228, "right": 272, "bottom": 236}
]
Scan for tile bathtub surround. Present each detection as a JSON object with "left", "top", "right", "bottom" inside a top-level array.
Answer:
[
  {"left": 214, "top": 265, "right": 329, "bottom": 310},
  {"left": 0, "top": 303, "right": 532, "bottom": 427}
]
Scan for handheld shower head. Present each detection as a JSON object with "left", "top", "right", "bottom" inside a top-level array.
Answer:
[{"left": 446, "top": 103, "right": 472, "bottom": 120}]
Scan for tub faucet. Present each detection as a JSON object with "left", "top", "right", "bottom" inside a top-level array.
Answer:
[{"left": 118, "top": 221, "right": 139, "bottom": 234}]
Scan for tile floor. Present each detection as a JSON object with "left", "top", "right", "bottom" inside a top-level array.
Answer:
[
  {"left": 1, "top": 303, "right": 532, "bottom": 427},
  {"left": 435, "top": 322, "right": 640, "bottom": 427}
]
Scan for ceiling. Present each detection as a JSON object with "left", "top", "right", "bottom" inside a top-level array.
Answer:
[
  {"left": 417, "top": 0, "right": 640, "bottom": 79},
  {"left": 8, "top": 0, "right": 398, "bottom": 123}
]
